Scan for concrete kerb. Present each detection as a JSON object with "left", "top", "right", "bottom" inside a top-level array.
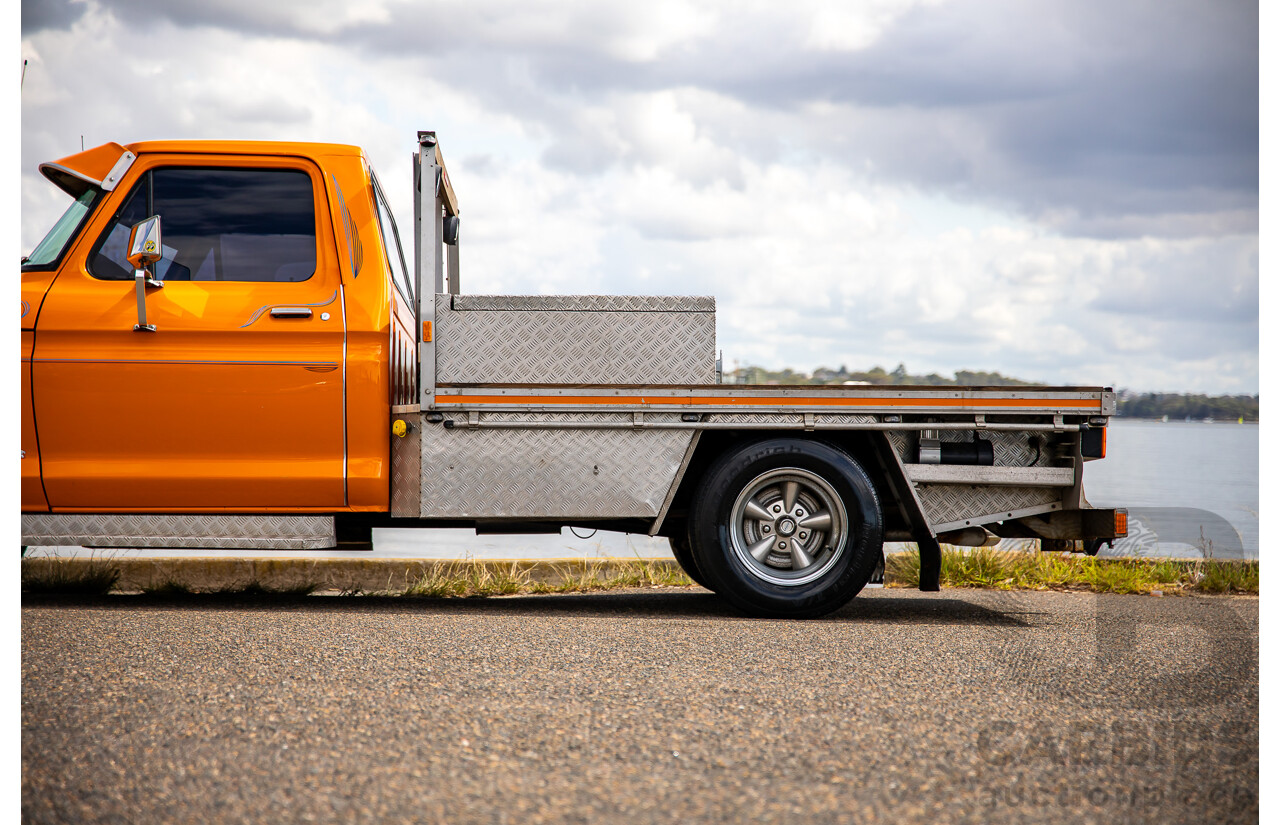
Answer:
[{"left": 20, "top": 557, "right": 685, "bottom": 595}]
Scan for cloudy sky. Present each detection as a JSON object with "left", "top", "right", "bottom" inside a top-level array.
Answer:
[{"left": 20, "top": 0, "right": 1259, "bottom": 393}]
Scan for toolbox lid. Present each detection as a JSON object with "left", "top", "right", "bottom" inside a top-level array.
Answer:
[{"left": 449, "top": 295, "right": 715, "bottom": 313}]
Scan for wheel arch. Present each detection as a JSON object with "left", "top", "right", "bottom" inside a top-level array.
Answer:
[{"left": 655, "top": 429, "right": 919, "bottom": 542}]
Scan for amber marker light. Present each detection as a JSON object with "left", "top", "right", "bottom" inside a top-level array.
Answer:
[{"left": 1114, "top": 509, "right": 1128, "bottom": 537}]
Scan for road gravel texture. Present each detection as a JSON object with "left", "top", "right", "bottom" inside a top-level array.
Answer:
[{"left": 22, "top": 588, "right": 1257, "bottom": 824}]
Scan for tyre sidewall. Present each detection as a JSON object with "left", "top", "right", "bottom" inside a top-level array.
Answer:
[{"left": 667, "top": 521, "right": 713, "bottom": 590}]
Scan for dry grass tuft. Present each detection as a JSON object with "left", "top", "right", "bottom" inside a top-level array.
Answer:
[
  {"left": 401, "top": 559, "right": 694, "bottom": 598},
  {"left": 885, "top": 547, "right": 1257, "bottom": 595},
  {"left": 21, "top": 555, "right": 122, "bottom": 596}
]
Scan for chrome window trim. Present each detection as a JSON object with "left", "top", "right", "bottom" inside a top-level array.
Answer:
[
  {"left": 370, "top": 170, "right": 414, "bottom": 306},
  {"left": 86, "top": 165, "right": 321, "bottom": 284},
  {"left": 340, "top": 284, "right": 349, "bottom": 508}
]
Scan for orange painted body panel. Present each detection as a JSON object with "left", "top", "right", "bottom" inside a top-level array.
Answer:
[
  {"left": 24, "top": 143, "right": 400, "bottom": 513},
  {"left": 22, "top": 269, "right": 55, "bottom": 331},
  {"left": 36, "top": 358, "right": 344, "bottom": 509},
  {"left": 321, "top": 152, "right": 395, "bottom": 509},
  {"left": 43, "top": 141, "right": 132, "bottom": 180},
  {"left": 21, "top": 332, "right": 48, "bottom": 511}
]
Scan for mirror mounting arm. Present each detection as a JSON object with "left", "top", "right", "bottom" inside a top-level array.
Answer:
[
  {"left": 133, "top": 269, "right": 159, "bottom": 332},
  {"left": 126, "top": 214, "right": 164, "bottom": 333}
]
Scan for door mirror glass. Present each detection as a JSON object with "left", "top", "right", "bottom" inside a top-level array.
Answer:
[{"left": 126, "top": 215, "right": 163, "bottom": 271}]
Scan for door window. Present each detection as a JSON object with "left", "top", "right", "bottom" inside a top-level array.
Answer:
[{"left": 89, "top": 167, "right": 317, "bottom": 283}]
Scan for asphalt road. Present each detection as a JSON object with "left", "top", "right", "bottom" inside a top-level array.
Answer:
[{"left": 23, "top": 588, "right": 1257, "bottom": 824}]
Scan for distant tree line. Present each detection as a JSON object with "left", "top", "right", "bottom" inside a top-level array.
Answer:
[
  {"left": 725, "top": 362, "right": 1034, "bottom": 387},
  {"left": 1116, "top": 392, "right": 1258, "bottom": 422},
  {"left": 723, "top": 363, "right": 1259, "bottom": 421}
]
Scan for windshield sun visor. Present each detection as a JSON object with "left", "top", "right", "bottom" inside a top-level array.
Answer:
[{"left": 38, "top": 142, "right": 137, "bottom": 198}]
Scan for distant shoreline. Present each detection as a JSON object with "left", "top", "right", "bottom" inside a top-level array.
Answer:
[{"left": 1113, "top": 416, "right": 1259, "bottom": 424}]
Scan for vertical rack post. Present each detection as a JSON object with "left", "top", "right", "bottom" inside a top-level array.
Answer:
[
  {"left": 414, "top": 130, "right": 461, "bottom": 409},
  {"left": 416, "top": 131, "right": 445, "bottom": 295}
]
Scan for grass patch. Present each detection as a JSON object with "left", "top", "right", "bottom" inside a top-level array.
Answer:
[
  {"left": 885, "top": 547, "right": 1258, "bottom": 595},
  {"left": 21, "top": 557, "right": 122, "bottom": 596},
  {"left": 28, "top": 551, "right": 1248, "bottom": 600},
  {"left": 402, "top": 559, "right": 695, "bottom": 598},
  {"left": 403, "top": 561, "right": 528, "bottom": 598},
  {"left": 543, "top": 558, "right": 695, "bottom": 593},
  {"left": 1195, "top": 560, "right": 1259, "bottom": 594}
]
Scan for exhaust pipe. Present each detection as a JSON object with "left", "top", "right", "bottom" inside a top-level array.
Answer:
[{"left": 936, "top": 527, "right": 1000, "bottom": 547}]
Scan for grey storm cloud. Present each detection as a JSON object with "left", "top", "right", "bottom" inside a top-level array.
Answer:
[
  {"left": 376, "top": 1, "right": 1258, "bottom": 240},
  {"left": 51, "top": 0, "right": 1257, "bottom": 240},
  {"left": 649, "top": 1, "right": 1258, "bottom": 236},
  {"left": 21, "top": 0, "right": 88, "bottom": 33}
]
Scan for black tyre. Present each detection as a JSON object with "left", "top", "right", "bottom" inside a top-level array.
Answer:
[
  {"left": 667, "top": 523, "right": 713, "bottom": 590},
  {"left": 689, "top": 438, "right": 883, "bottom": 618}
]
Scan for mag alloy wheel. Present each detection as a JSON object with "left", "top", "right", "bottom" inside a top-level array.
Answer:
[
  {"left": 688, "top": 438, "right": 884, "bottom": 618},
  {"left": 728, "top": 468, "right": 848, "bottom": 587}
]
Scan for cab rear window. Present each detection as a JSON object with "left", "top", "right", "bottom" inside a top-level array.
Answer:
[{"left": 89, "top": 167, "right": 317, "bottom": 283}]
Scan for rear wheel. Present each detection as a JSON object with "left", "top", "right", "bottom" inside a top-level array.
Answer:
[{"left": 689, "top": 438, "right": 883, "bottom": 618}]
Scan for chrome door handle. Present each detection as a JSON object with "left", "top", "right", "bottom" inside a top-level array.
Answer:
[{"left": 270, "top": 307, "right": 313, "bottom": 319}]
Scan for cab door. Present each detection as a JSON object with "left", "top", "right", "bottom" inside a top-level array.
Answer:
[{"left": 32, "top": 154, "right": 347, "bottom": 510}]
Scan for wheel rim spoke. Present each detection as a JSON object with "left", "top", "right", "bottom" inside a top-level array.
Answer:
[
  {"left": 782, "top": 481, "right": 800, "bottom": 512},
  {"left": 747, "top": 535, "right": 777, "bottom": 561},
  {"left": 743, "top": 498, "right": 772, "bottom": 523},
  {"left": 729, "top": 467, "right": 849, "bottom": 587},
  {"left": 798, "top": 510, "right": 832, "bottom": 531}
]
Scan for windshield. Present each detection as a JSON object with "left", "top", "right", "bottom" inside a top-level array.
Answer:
[{"left": 23, "top": 189, "right": 100, "bottom": 269}]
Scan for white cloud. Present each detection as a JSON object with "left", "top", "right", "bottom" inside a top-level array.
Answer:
[
  {"left": 20, "top": 0, "right": 1258, "bottom": 394},
  {"left": 804, "top": 0, "right": 945, "bottom": 52}
]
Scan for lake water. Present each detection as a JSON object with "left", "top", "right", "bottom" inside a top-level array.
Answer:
[
  {"left": 1080, "top": 419, "right": 1258, "bottom": 559},
  {"left": 28, "top": 419, "right": 1258, "bottom": 561}
]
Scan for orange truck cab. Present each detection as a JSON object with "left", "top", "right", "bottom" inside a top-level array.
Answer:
[{"left": 22, "top": 138, "right": 424, "bottom": 518}]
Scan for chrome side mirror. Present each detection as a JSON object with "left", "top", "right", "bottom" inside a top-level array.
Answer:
[
  {"left": 127, "top": 215, "right": 163, "bottom": 270},
  {"left": 128, "top": 215, "right": 164, "bottom": 332}
]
